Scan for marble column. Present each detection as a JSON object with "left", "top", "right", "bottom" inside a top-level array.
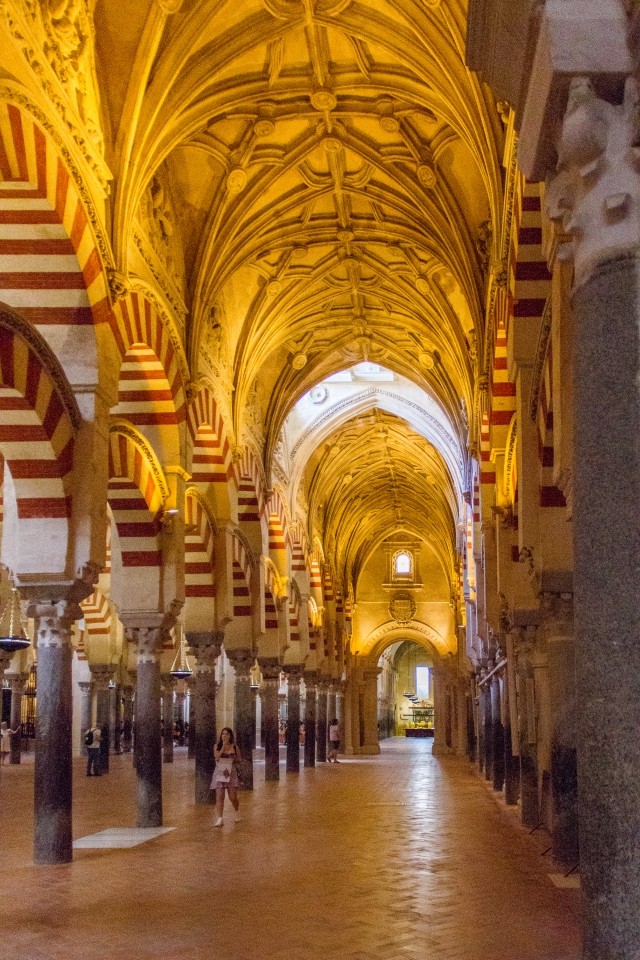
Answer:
[
  {"left": 316, "top": 680, "right": 328, "bottom": 762},
  {"left": 8, "top": 674, "right": 26, "bottom": 764},
  {"left": 122, "top": 683, "right": 134, "bottom": 753},
  {"left": 161, "top": 676, "right": 174, "bottom": 763},
  {"left": 327, "top": 685, "right": 337, "bottom": 730},
  {"left": 523, "top": 57, "right": 640, "bottom": 956},
  {"left": 431, "top": 665, "right": 449, "bottom": 756},
  {"left": 131, "top": 626, "right": 164, "bottom": 827},
  {"left": 284, "top": 667, "right": 301, "bottom": 773},
  {"left": 541, "top": 593, "right": 578, "bottom": 868},
  {"left": 303, "top": 673, "right": 317, "bottom": 767},
  {"left": 175, "top": 686, "right": 186, "bottom": 745},
  {"left": 503, "top": 656, "right": 520, "bottom": 806},
  {"left": 259, "top": 660, "right": 281, "bottom": 781},
  {"left": 483, "top": 671, "right": 493, "bottom": 781},
  {"left": 186, "top": 687, "right": 196, "bottom": 758},
  {"left": 78, "top": 680, "right": 92, "bottom": 757},
  {"left": 227, "top": 649, "right": 255, "bottom": 790},
  {"left": 188, "top": 632, "right": 221, "bottom": 804},
  {"left": 31, "top": 600, "right": 78, "bottom": 864},
  {"left": 361, "top": 668, "right": 381, "bottom": 755},
  {"left": 491, "top": 677, "right": 505, "bottom": 793},
  {"left": 476, "top": 680, "right": 485, "bottom": 772},
  {"left": 90, "top": 665, "right": 112, "bottom": 773},
  {"left": 336, "top": 681, "right": 345, "bottom": 727},
  {"left": 515, "top": 626, "right": 539, "bottom": 828}
]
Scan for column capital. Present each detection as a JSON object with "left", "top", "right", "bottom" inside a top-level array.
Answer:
[
  {"left": 303, "top": 670, "right": 318, "bottom": 689},
  {"left": 187, "top": 631, "right": 223, "bottom": 672},
  {"left": 282, "top": 664, "right": 303, "bottom": 681},
  {"left": 226, "top": 647, "right": 255, "bottom": 679},
  {"left": 546, "top": 76, "right": 640, "bottom": 290},
  {"left": 31, "top": 601, "right": 79, "bottom": 650},
  {"left": 258, "top": 657, "right": 281, "bottom": 681},
  {"left": 89, "top": 663, "right": 114, "bottom": 690},
  {"left": 7, "top": 671, "right": 29, "bottom": 693}
]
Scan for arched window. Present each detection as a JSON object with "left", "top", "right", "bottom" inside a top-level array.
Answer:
[{"left": 394, "top": 551, "right": 412, "bottom": 576}]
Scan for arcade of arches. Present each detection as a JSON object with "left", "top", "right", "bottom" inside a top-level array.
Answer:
[{"left": 0, "top": 1, "right": 638, "bottom": 958}]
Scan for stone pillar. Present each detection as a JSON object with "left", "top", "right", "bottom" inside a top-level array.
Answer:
[
  {"left": 361, "top": 668, "right": 381, "bottom": 755},
  {"left": 476, "top": 680, "right": 485, "bottom": 772},
  {"left": 91, "top": 665, "right": 112, "bottom": 774},
  {"left": 8, "top": 674, "right": 26, "bottom": 764},
  {"left": 491, "top": 676, "right": 505, "bottom": 793},
  {"left": 431, "top": 665, "right": 449, "bottom": 756},
  {"left": 161, "top": 676, "right": 174, "bottom": 763},
  {"left": 174, "top": 686, "right": 186, "bottom": 745},
  {"left": 122, "top": 683, "right": 134, "bottom": 753},
  {"left": 327, "top": 685, "right": 337, "bottom": 730},
  {"left": 503, "top": 653, "right": 519, "bottom": 806},
  {"left": 455, "top": 680, "right": 468, "bottom": 757},
  {"left": 227, "top": 649, "right": 255, "bottom": 790},
  {"left": 515, "top": 626, "right": 539, "bottom": 828},
  {"left": 540, "top": 593, "right": 578, "bottom": 868},
  {"left": 284, "top": 667, "right": 301, "bottom": 773},
  {"left": 316, "top": 680, "right": 328, "bottom": 762},
  {"left": 130, "top": 626, "right": 164, "bottom": 827},
  {"left": 259, "top": 660, "right": 281, "bottom": 781},
  {"left": 336, "top": 681, "right": 345, "bottom": 727},
  {"left": 483, "top": 671, "right": 493, "bottom": 781},
  {"left": 78, "top": 679, "right": 92, "bottom": 757},
  {"left": 188, "top": 633, "right": 221, "bottom": 804},
  {"left": 303, "top": 673, "right": 317, "bottom": 767},
  {"left": 186, "top": 686, "right": 196, "bottom": 758},
  {"left": 31, "top": 600, "right": 78, "bottom": 864}
]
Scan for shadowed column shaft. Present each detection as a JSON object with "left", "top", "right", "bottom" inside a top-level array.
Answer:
[
  {"left": 285, "top": 672, "right": 301, "bottom": 772},
  {"left": 304, "top": 678, "right": 316, "bottom": 767},
  {"left": 316, "top": 683, "right": 328, "bottom": 762},
  {"left": 136, "top": 653, "right": 162, "bottom": 827}
]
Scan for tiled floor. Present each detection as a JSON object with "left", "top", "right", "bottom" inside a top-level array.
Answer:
[{"left": 0, "top": 739, "right": 581, "bottom": 960}]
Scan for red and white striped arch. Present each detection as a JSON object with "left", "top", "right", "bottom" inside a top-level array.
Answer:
[
  {"left": 184, "top": 489, "right": 215, "bottom": 600},
  {"left": 267, "top": 487, "right": 289, "bottom": 580},
  {"left": 107, "top": 428, "right": 165, "bottom": 570},
  {"left": 80, "top": 588, "right": 112, "bottom": 661},
  {"left": 111, "top": 291, "right": 186, "bottom": 462},
  {"left": 0, "top": 101, "right": 111, "bottom": 335},
  {"left": 187, "top": 386, "right": 232, "bottom": 482},
  {"left": 231, "top": 531, "right": 252, "bottom": 620},
  {"left": 0, "top": 307, "right": 78, "bottom": 523}
]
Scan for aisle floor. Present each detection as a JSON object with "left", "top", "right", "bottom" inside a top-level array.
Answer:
[{"left": 0, "top": 739, "right": 581, "bottom": 960}]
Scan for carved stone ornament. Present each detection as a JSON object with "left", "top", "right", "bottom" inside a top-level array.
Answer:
[
  {"left": 547, "top": 75, "right": 640, "bottom": 290},
  {"left": 389, "top": 592, "right": 416, "bottom": 623}
]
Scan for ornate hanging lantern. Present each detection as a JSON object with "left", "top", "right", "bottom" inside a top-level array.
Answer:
[
  {"left": 0, "top": 588, "right": 31, "bottom": 653},
  {"left": 169, "top": 624, "right": 192, "bottom": 680}
]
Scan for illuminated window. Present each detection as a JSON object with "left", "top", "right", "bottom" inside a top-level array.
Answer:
[{"left": 394, "top": 551, "right": 412, "bottom": 576}]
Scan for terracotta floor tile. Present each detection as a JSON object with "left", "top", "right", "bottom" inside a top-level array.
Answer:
[{"left": 0, "top": 739, "right": 581, "bottom": 959}]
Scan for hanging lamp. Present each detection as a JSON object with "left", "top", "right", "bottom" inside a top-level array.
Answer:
[
  {"left": 0, "top": 588, "right": 31, "bottom": 653},
  {"left": 169, "top": 624, "right": 192, "bottom": 680}
]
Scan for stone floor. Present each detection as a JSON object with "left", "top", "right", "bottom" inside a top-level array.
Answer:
[{"left": 0, "top": 738, "right": 581, "bottom": 960}]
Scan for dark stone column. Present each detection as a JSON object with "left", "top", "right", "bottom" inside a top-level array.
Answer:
[
  {"left": 161, "top": 676, "right": 174, "bottom": 763},
  {"left": 284, "top": 667, "right": 301, "bottom": 772},
  {"left": 491, "top": 677, "right": 505, "bottom": 793},
  {"left": 186, "top": 688, "right": 195, "bottom": 758},
  {"left": 31, "top": 600, "right": 78, "bottom": 864},
  {"left": 327, "top": 685, "right": 337, "bottom": 731},
  {"left": 91, "top": 665, "right": 112, "bottom": 773},
  {"left": 476, "top": 683, "right": 485, "bottom": 773},
  {"left": 483, "top": 672, "right": 493, "bottom": 781},
  {"left": 516, "top": 627, "right": 539, "bottom": 828},
  {"left": 259, "top": 660, "right": 280, "bottom": 782},
  {"left": 78, "top": 679, "right": 92, "bottom": 761},
  {"left": 304, "top": 673, "right": 317, "bottom": 767},
  {"left": 316, "top": 680, "right": 328, "bottom": 762},
  {"left": 8, "top": 674, "right": 26, "bottom": 764},
  {"left": 122, "top": 683, "right": 134, "bottom": 753},
  {"left": 131, "top": 627, "right": 164, "bottom": 827},
  {"left": 187, "top": 632, "right": 221, "bottom": 805},
  {"left": 227, "top": 649, "right": 255, "bottom": 790}
]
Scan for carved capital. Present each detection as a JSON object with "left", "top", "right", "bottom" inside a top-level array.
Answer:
[
  {"left": 187, "top": 631, "right": 223, "bottom": 673},
  {"left": 547, "top": 76, "right": 640, "bottom": 289},
  {"left": 89, "top": 663, "right": 113, "bottom": 690},
  {"left": 258, "top": 658, "right": 281, "bottom": 682},
  {"left": 226, "top": 648, "right": 255, "bottom": 679}
]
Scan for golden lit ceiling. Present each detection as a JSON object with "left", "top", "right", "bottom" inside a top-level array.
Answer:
[{"left": 98, "top": 0, "right": 503, "bottom": 590}]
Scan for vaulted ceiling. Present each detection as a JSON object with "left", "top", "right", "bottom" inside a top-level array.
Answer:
[{"left": 96, "top": 0, "right": 504, "bottom": 590}]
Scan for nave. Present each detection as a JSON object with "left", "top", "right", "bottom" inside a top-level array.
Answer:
[{"left": 0, "top": 739, "right": 580, "bottom": 960}]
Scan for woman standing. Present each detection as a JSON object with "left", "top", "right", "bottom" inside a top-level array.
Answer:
[
  {"left": 212, "top": 727, "right": 242, "bottom": 826},
  {"left": 0, "top": 721, "right": 19, "bottom": 765}
]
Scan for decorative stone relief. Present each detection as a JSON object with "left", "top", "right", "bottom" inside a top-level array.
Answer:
[
  {"left": 389, "top": 592, "right": 417, "bottom": 623},
  {"left": 547, "top": 76, "right": 640, "bottom": 289}
]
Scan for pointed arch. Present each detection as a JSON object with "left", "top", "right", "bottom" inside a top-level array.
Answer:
[{"left": 184, "top": 488, "right": 216, "bottom": 600}]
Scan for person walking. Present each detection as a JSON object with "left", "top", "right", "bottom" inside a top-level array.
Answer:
[
  {"left": 328, "top": 718, "right": 341, "bottom": 762},
  {"left": 212, "top": 727, "right": 242, "bottom": 826},
  {"left": 85, "top": 723, "right": 101, "bottom": 776}
]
